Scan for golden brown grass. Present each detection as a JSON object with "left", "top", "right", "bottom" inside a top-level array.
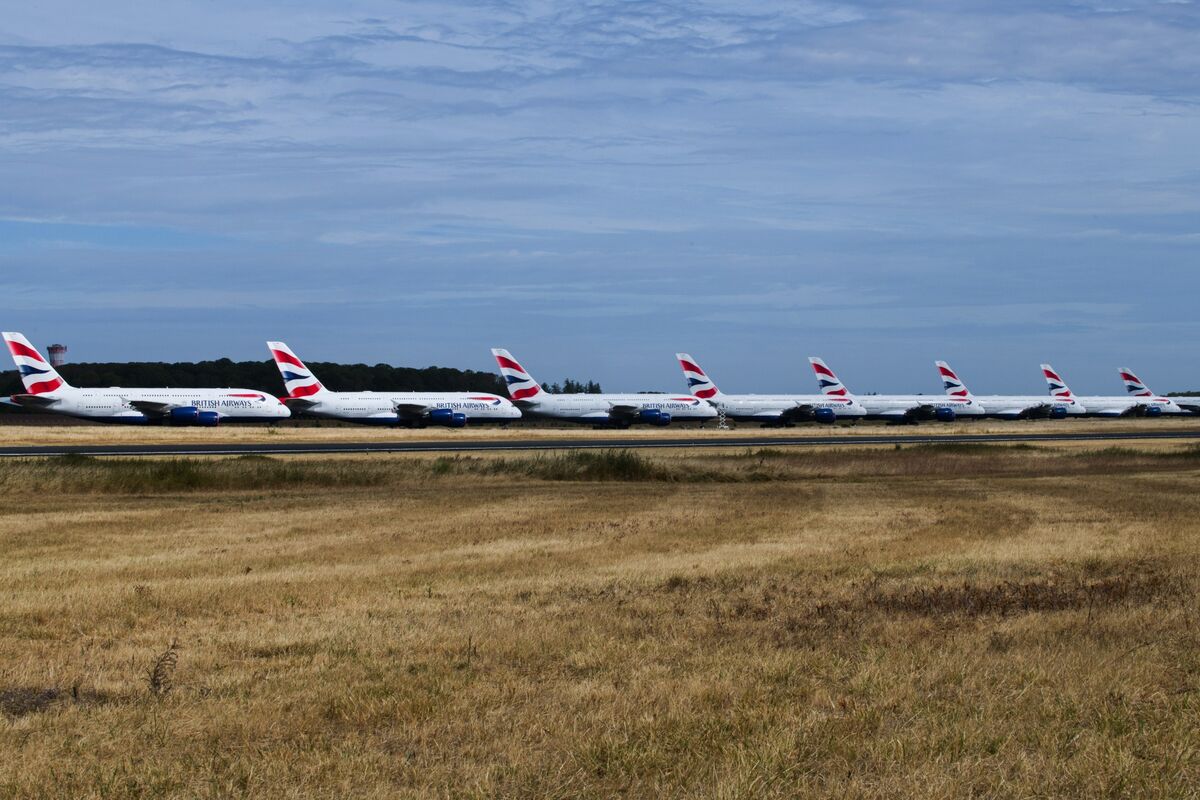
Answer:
[
  {"left": 1, "top": 445, "right": 1198, "bottom": 797},
  {"left": 1, "top": 416, "right": 1197, "bottom": 447}
]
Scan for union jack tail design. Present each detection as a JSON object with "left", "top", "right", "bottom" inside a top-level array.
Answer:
[
  {"left": 491, "top": 348, "right": 545, "bottom": 402},
  {"left": 1118, "top": 367, "right": 1153, "bottom": 397},
  {"left": 1040, "top": 363, "right": 1075, "bottom": 399},
  {"left": 266, "top": 341, "right": 328, "bottom": 398},
  {"left": 809, "top": 357, "right": 851, "bottom": 397},
  {"left": 936, "top": 360, "right": 974, "bottom": 398},
  {"left": 676, "top": 353, "right": 721, "bottom": 399},
  {"left": 3, "top": 332, "right": 70, "bottom": 395}
]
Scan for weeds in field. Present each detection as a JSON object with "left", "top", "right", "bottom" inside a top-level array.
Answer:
[
  {"left": 148, "top": 640, "right": 180, "bottom": 697},
  {"left": 0, "top": 441, "right": 1196, "bottom": 497}
]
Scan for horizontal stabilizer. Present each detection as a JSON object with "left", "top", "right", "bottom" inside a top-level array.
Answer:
[{"left": 9, "top": 393, "right": 61, "bottom": 407}]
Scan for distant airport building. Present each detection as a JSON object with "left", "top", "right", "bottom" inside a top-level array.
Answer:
[{"left": 47, "top": 344, "right": 68, "bottom": 367}]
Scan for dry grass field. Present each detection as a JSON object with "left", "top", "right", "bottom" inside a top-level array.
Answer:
[
  {"left": 0, "top": 417, "right": 1197, "bottom": 448},
  {"left": 2, "top": 443, "right": 1199, "bottom": 797}
]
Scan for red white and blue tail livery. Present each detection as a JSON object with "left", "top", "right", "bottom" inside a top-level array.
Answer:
[
  {"left": 677, "top": 354, "right": 721, "bottom": 400},
  {"left": 268, "top": 341, "right": 519, "bottom": 426},
  {"left": 676, "top": 352, "right": 864, "bottom": 424},
  {"left": 491, "top": 348, "right": 715, "bottom": 427},
  {"left": 268, "top": 341, "right": 328, "bottom": 399},
  {"left": 1041, "top": 363, "right": 1183, "bottom": 417},
  {"left": 809, "top": 356, "right": 983, "bottom": 422},
  {"left": 1119, "top": 368, "right": 1152, "bottom": 397},
  {"left": 937, "top": 361, "right": 972, "bottom": 398},
  {"left": 1114, "top": 367, "right": 1194, "bottom": 414},
  {"left": 678, "top": 353, "right": 862, "bottom": 425},
  {"left": 937, "top": 360, "right": 1079, "bottom": 419},
  {"left": 809, "top": 358, "right": 849, "bottom": 397},
  {"left": 492, "top": 348, "right": 545, "bottom": 403},
  {"left": 2, "top": 331, "right": 289, "bottom": 425},
  {"left": 5, "top": 332, "right": 68, "bottom": 395},
  {"left": 1041, "top": 364, "right": 1076, "bottom": 401}
]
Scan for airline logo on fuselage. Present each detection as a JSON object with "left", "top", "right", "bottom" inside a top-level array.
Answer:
[
  {"left": 640, "top": 398, "right": 702, "bottom": 410},
  {"left": 436, "top": 401, "right": 505, "bottom": 411}
]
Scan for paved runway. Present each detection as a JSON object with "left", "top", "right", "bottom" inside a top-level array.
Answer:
[{"left": 1, "top": 429, "right": 1198, "bottom": 457}]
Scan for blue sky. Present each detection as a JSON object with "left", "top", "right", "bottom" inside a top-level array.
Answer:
[{"left": 2, "top": 0, "right": 1198, "bottom": 394}]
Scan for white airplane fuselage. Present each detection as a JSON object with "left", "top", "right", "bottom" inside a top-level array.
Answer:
[
  {"left": 705, "top": 394, "right": 866, "bottom": 423},
  {"left": 14, "top": 387, "right": 289, "bottom": 423},
  {"left": 289, "top": 392, "right": 521, "bottom": 425},
  {"left": 968, "top": 395, "right": 1086, "bottom": 418},
  {"left": 1071, "top": 395, "right": 1185, "bottom": 417},
  {"left": 519, "top": 394, "right": 716, "bottom": 425},
  {"left": 854, "top": 394, "right": 987, "bottom": 420}
]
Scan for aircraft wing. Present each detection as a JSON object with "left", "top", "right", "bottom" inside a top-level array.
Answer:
[
  {"left": 877, "top": 407, "right": 918, "bottom": 421},
  {"left": 394, "top": 402, "right": 432, "bottom": 419},
  {"left": 992, "top": 403, "right": 1059, "bottom": 419},
  {"left": 606, "top": 404, "right": 642, "bottom": 421},
  {"left": 126, "top": 400, "right": 178, "bottom": 417},
  {"left": 777, "top": 404, "right": 816, "bottom": 423}
]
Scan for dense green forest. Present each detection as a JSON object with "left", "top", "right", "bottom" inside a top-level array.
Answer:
[{"left": 0, "top": 360, "right": 601, "bottom": 397}]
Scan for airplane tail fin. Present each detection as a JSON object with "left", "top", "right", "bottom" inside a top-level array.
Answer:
[
  {"left": 808, "top": 357, "right": 852, "bottom": 397},
  {"left": 936, "top": 360, "right": 974, "bottom": 398},
  {"left": 1118, "top": 367, "right": 1153, "bottom": 397},
  {"left": 676, "top": 353, "right": 722, "bottom": 399},
  {"left": 266, "top": 341, "right": 328, "bottom": 398},
  {"left": 1040, "top": 363, "right": 1076, "bottom": 399},
  {"left": 3, "top": 332, "right": 70, "bottom": 394},
  {"left": 491, "top": 349, "right": 545, "bottom": 402}
]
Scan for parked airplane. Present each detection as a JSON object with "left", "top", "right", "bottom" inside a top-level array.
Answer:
[
  {"left": 2, "top": 332, "right": 289, "bottom": 425},
  {"left": 807, "top": 357, "right": 985, "bottom": 422},
  {"left": 1040, "top": 363, "right": 1184, "bottom": 417},
  {"left": 492, "top": 348, "right": 716, "bottom": 427},
  {"left": 1119, "top": 368, "right": 1199, "bottom": 415},
  {"left": 268, "top": 341, "right": 520, "bottom": 427},
  {"left": 676, "top": 353, "right": 865, "bottom": 425},
  {"left": 934, "top": 361, "right": 1084, "bottom": 418}
]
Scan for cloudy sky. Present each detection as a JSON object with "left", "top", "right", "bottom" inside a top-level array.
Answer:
[{"left": 2, "top": 0, "right": 1198, "bottom": 393}]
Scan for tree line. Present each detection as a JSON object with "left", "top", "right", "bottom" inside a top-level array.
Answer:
[{"left": 0, "top": 360, "right": 601, "bottom": 397}]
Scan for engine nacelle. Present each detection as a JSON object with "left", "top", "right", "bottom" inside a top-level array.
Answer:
[
  {"left": 1048, "top": 405, "right": 1068, "bottom": 420},
  {"left": 813, "top": 407, "right": 837, "bottom": 425},
  {"left": 1143, "top": 405, "right": 1163, "bottom": 417},
  {"left": 638, "top": 409, "right": 671, "bottom": 426},
  {"left": 934, "top": 407, "right": 956, "bottom": 423},
  {"left": 197, "top": 410, "right": 220, "bottom": 427},
  {"left": 427, "top": 408, "right": 468, "bottom": 427},
  {"left": 169, "top": 406, "right": 200, "bottom": 425}
]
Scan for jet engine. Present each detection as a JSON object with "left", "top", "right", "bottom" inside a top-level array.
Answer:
[
  {"left": 428, "top": 408, "right": 468, "bottom": 428},
  {"left": 168, "top": 406, "right": 220, "bottom": 426},
  {"left": 638, "top": 409, "right": 671, "bottom": 426},
  {"left": 1048, "top": 405, "right": 1068, "bottom": 419},
  {"left": 934, "top": 407, "right": 956, "bottom": 423},
  {"left": 813, "top": 407, "right": 837, "bottom": 424},
  {"left": 169, "top": 407, "right": 200, "bottom": 425}
]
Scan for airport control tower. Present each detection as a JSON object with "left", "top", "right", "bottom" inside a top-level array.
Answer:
[{"left": 47, "top": 343, "right": 68, "bottom": 367}]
